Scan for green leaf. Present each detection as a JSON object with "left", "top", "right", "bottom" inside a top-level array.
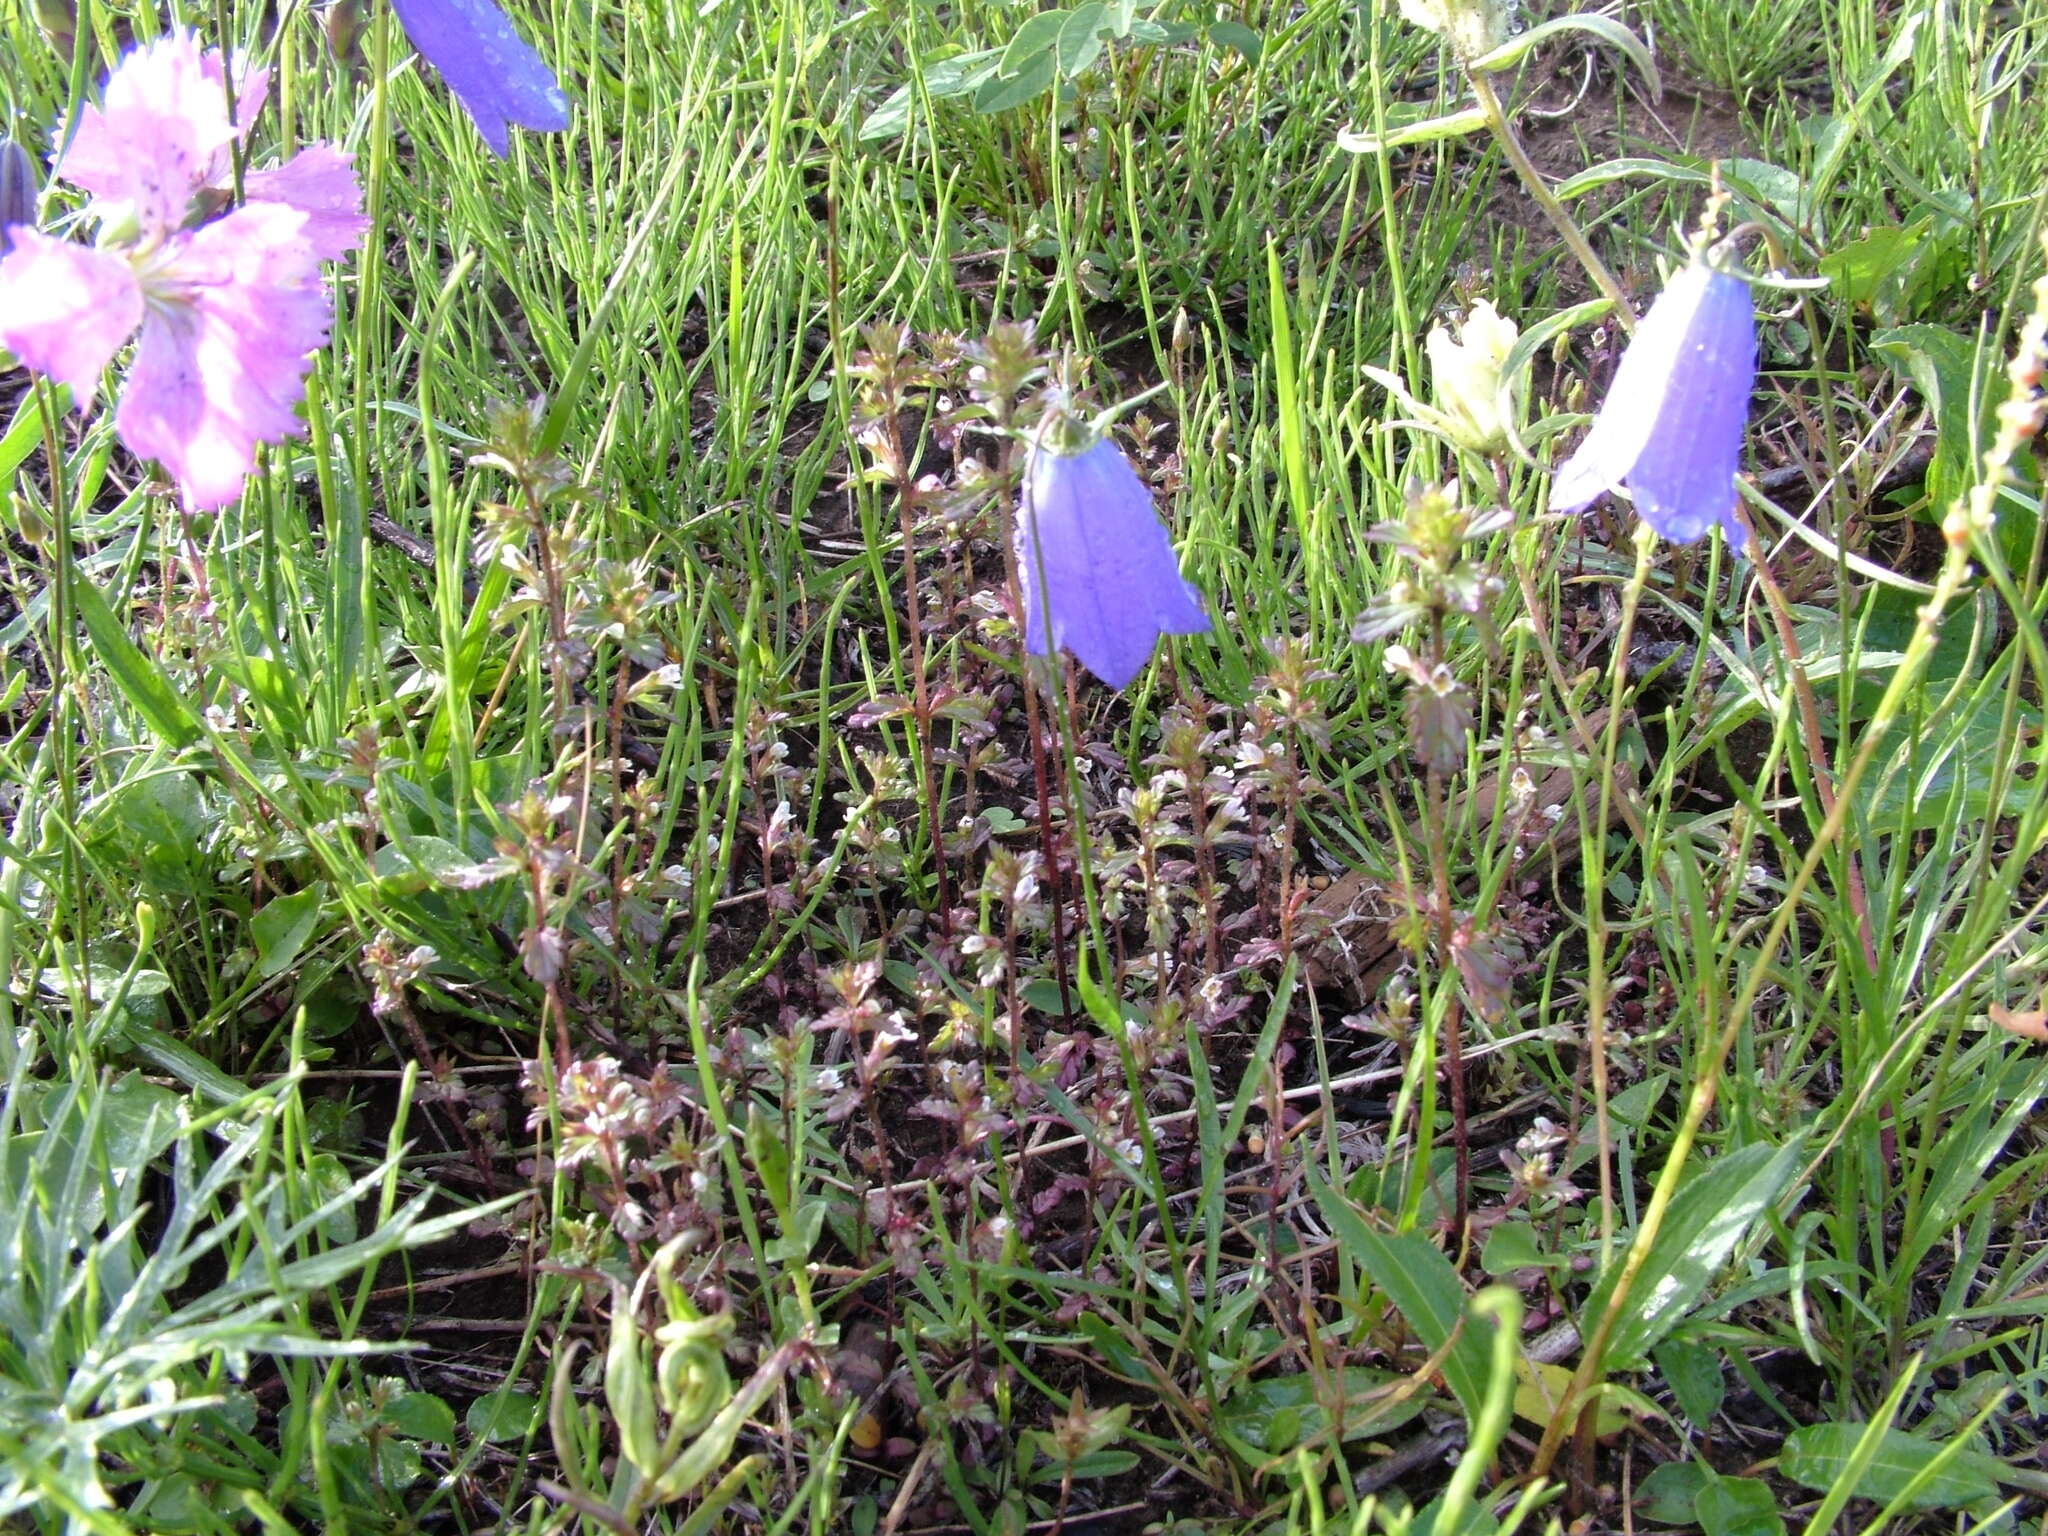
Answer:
[
  {"left": 1027, "top": 1449, "right": 1139, "bottom": 1484},
  {"left": 858, "top": 48, "right": 1003, "bottom": 141},
  {"left": 1636, "top": 1461, "right": 1712, "bottom": 1525},
  {"left": 1336, "top": 102, "right": 1487, "bottom": 155},
  {"left": 1779, "top": 1423, "right": 2002, "bottom": 1511},
  {"left": 1307, "top": 1169, "right": 1491, "bottom": 1422},
  {"left": 1652, "top": 1337, "right": 1726, "bottom": 1430},
  {"left": 1553, "top": 156, "right": 1806, "bottom": 236},
  {"left": 1697, "top": 1475, "right": 1782, "bottom": 1536},
  {"left": 1583, "top": 1136, "right": 1808, "bottom": 1367},
  {"left": 1472, "top": 13, "right": 1659, "bottom": 100},
  {"left": 1055, "top": 3, "right": 1110, "bottom": 75},
  {"left": 1820, "top": 220, "right": 1929, "bottom": 319},
  {"left": 230, "top": 653, "right": 310, "bottom": 743},
  {"left": 999, "top": 10, "right": 1068, "bottom": 77},
  {"left": 252, "top": 885, "right": 327, "bottom": 979},
  {"left": 1609, "top": 1074, "right": 1669, "bottom": 1126},
  {"left": 0, "top": 381, "right": 67, "bottom": 482},
  {"left": 1215, "top": 1367, "right": 1426, "bottom": 1454},
  {"left": 1480, "top": 1220, "right": 1559, "bottom": 1276},
  {"left": 465, "top": 1388, "right": 541, "bottom": 1444},
  {"left": 96, "top": 771, "right": 210, "bottom": 896},
  {"left": 606, "top": 1281, "right": 663, "bottom": 1475},
  {"left": 1870, "top": 323, "right": 2035, "bottom": 530},
  {"left": 385, "top": 1391, "right": 456, "bottom": 1444},
  {"left": 1857, "top": 686, "right": 2040, "bottom": 833},
  {"left": 974, "top": 46, "right": 1059, "bottom": 113},
  {"left": 368, "top": 835, "right": 474, "bottom": 896},
  {"left": 373, "top": 1434, "right": 423, "bottom": 1490},
  {"left": 71, "top": 576, "right": 204, "bottom": 748},
  {"left": 1871, "top": 323, "right": 1978, "bottom": 510},
  {"left": 1208, "top": 20, "right": 1261, "bottom": 62},
  {"left": 117, "top": 1020, "right": 256, "bottom": 1106},
  {"left": 1074, "top": 1314, "right": 1150, "bottom": 1383},
  {"left": 303, "top": 1152, "right": 359, "bottom": 1243}
]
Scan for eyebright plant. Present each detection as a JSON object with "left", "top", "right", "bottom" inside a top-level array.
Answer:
[
  {"left": 0, "top": 31, "right": 365, "bottom": 511},
  {"left": 1016, "top": 411, "right": 1210, "bottom": 689},
  {"left": 389, "top": 0, "right": 573, "bottom": 156},
  {"left": 1552, "top": 252, "right": 1759, "bottom": 545}
]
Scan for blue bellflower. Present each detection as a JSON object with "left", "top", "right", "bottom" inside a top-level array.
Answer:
[
  {"left": 1552, "top": 259, "right": 1757, "bottom": 545},
  {"left": 1017, "top": 428, "right": 1210, "bottom": 689},
  {"left": 0, "top": 137, "right": 35, "bottom": 258},
  {"left": 389, "top": 0, "right": 571, "bottom": 156}
]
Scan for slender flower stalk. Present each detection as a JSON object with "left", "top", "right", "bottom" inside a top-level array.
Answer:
[
  {"left": 1531, "top": 241, "right": 2048, "bottom": 1481},
  {"left": 1464, "top": 67, "right": 1635, "bottom": 332}
]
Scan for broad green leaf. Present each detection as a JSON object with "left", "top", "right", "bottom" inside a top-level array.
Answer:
[
  {"left": 1652, "top": 1337, "right": 1726, "bottom": 1429},
  {"left": 466, "top": 1388, "right": 541, "bottom": 1444},
  {"left": 1055, "top": 4, "right": 1110, "bottom": 75},
  {"left": 368, "top": 835, "right": 475, "bottom": 896},
  {"left": 974, "top": 46, "right": 1059, "bottom": 113},
  {"left": 1583, "top": 1136, "right": 1808, "bottom": 1368},
  {"left": 373, "top": 1434, "right": 423, "bottom": 1490},
  {"left": 1858, "top": 690, "right": 2041, "bottom": 833},
  {"left": 96, "top": 771, "right": 210, "bottom": 897},
  {"left": 857, "top": 49, "right": 1003, "bottom": 141},
  {"left": 1480, "top": 1220, "right": 1561, "bottom": 1276},
  {"left": 1779, "top": 1423, "right": 2002, "bottom": 1511},
  {"left": 1871, "top": 323, "right": 2036, "bottom": 533},
  {"left": 998, "top": 9, "right": 1068, "bottom": 77},
  {"left": 1636, "top": 1462, "right": 1712, "bottom": 1524},
  {"left": 1513, "top": 1358, "right": 1627, "bottom": 1435},
  {"left": 1208, "top": 20, "right": 1261, "bottom": 61},
  {"left": 385, "top": 1390, "right": 455, "bottom": 1445},
  {"left": 1820, "top": 220, "right": 1930, "bottom": 320},
  {"left": 1215, "top": 1367, "right": 1425, "bottom": 1454},
  {"left": 1307, "top": 1169, "right": 1491, "bottom": 1422},
  {"left": 1698, "top": 1475, "right": 1783, "bottom": 1536},
  {"left": 252, "top": 885, "right": 327, "bottom": 979}
]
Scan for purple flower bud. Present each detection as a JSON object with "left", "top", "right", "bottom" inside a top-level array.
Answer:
[
  {"left": 1552, "top": 260, "right": 1757, "bottom": 545},
  {"left": 388, "top": 0, "right": 571, "bottom": 157},
  {"left": 1017, "top": 429, "right": 1210, "bottom": 689},
  {"left": 0, "top": 137, "right": 37, "bottom": 259}
]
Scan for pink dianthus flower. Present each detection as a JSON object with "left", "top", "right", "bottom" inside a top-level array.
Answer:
[{"left": 0, "top": 31, "right": 365, "bottom": 511}]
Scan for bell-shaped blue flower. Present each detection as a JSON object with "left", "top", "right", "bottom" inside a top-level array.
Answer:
[
  {"left": 1552, "top": 258, "right": 1757, "bottom": 545},
  {"left": 1017, "top": 425, "right": 1210, "bottom": 689},
  {"left": 0, "top": 137, "right": 35, "bottom": 258},
  {"left": 389, "top": 0, "right": 571, "bottom": 157}
]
